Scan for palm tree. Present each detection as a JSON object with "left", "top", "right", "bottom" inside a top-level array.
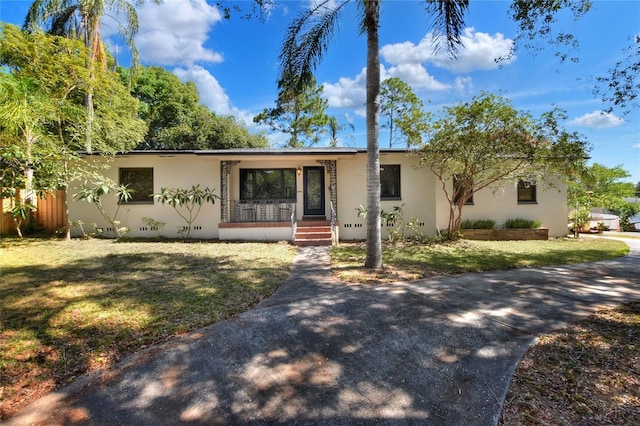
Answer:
[
  {"left": 327, "top": 115, "right": 355, "bottom": 147},
  {"left": 23, "top": 0, "right": 153, "bottom": 152},
  {"left": 280, "top": 0, "right": 469, "bottom": 268}
]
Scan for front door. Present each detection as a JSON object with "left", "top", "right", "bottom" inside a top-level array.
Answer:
[{"left": 303, "top": 166, "right": 325, "bottom": 216}]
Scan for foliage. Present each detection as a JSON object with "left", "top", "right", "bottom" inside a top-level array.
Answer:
[
  {"left": 23, "top": 0, "right": 157, "bottom": 152},
  {"left": 326, "top": 115, "right": 354, "bottom": 147},
  {"left": 153, "top": 185, "right": 219, "bottom": 238},
  {"left": 594, "top": 35, "right": 639, "bottom": 115},
  {"left": 567, "top": 162, "right": 636, "bottom": 210},
  {"left": 380, "top": 77, "right": 426, "bottom": 148},
  {"left": 74, "top": 175, "right": 133, "bottom": 238},
  {"left": 569, "top": 206, "right": 591, "bottom": 237},
  {"left": 504, "top": 218, "right": 543, "bottom": 229},
  {"left": 356, "top": 204, "right": 424, "bottom": 243},
  {"left": 508, "top": 0, "right": 592, "bottom": 63},
  {"left": 608, "top": 200, "right": 640, "bottom": 231},
  {"left": 124, "top": 65, "right": 268, "bottom": 150},
  {"left": 1, "top": 23, "right": 146, "bottom": 224},
  {"left": 253, "top": 73, "right": 329, "bottom": 147},
  {"left": 461, "top": 219, "right": 497, "bottom": 229},
  {"left": 417, "top": 92, "right": 588, "bottom": 234}
]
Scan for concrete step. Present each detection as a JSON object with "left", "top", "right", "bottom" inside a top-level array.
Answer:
[
  {"left": 294, "top": 238, "right": 332, "bottom": 246},
  {"left": 296, "top": 231, "right": 332, "bottom": 240}
]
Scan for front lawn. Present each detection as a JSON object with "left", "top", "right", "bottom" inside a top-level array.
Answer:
[
  {"left": 0, "top": 238, "right": 296, "bottom": 419},
  {"left": 330, "top": 238, "right": 630, "bottom": 283}
]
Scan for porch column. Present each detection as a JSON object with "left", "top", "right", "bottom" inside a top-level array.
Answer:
[
  {"left": 220, "top": 161, "right": 240, "bottom": 223},
  {"left": 317, "top": 160, "right": 337, "bottom": 224}
]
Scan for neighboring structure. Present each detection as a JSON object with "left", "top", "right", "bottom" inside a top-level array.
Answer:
[{"left": 67, "top": 148, "right": 569, "bottom": 244}]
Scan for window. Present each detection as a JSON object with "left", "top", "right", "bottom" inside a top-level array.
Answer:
[
  {"left": 453, "top": 175, "right": 474, "bottom": 205},
  {"left": 240, "top": 169, "right": 296, "bottom": 200},
  {"left": 380, "top": 165, "right": 401, "bottom": 199},
  {"left": 119, "top": 168, "right": 153, "bottom": 204},
  {"left": 517, "top": 180, "right": 537, "bottom": 203}
]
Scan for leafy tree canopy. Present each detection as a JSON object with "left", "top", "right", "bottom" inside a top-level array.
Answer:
[
  {"left": 253, "top": 72, "right": 329, "bottom": 147},
  {"left": 568, "top": 162, "right": 636, "bottom": 209},
  {"left": 417, "top": 92, "right": 589, "bottom": 233},
  {"left": 380, "top": 77, "right": 425, "bottom": 148},
  {"left": 126, "top": 65, "right": 268, "bottom": 150}
]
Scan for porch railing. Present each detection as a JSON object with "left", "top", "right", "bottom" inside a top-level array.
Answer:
[{"left": 228, "top": 199, "right": 296, "bottom": 223}]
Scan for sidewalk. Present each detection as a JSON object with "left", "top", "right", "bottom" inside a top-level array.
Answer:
[{"left": 7, "top": 240, "right": 640, "bottom": 425}]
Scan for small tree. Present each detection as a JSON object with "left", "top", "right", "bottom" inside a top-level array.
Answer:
[
  {"left": 74, "top": 176, "right": 132, "bottom": 238},
  {"left": 153, "top": 185, "right": 218, "bottom": 238},
  {"left": 380, "top": 77, "right": 425, "bottom": 148},
  {"left": 253, "top": 72, "right": 329, "bottom": 147},
  {"left": 418, "top": 92, "right": 588, "bottom": 234}
]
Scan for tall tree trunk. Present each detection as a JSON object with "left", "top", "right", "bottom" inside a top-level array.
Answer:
[{"left": 364, "top": 0, "right": 382, "bottom": 269}]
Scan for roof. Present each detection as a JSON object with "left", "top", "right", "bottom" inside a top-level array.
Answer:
[{"left": 110, "top": 147, "right": 412, "bottom": 157}]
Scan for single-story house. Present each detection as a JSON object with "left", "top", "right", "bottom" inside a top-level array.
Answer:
[{"left": 68, "top": 148, "right": 568, "bottom": 244}]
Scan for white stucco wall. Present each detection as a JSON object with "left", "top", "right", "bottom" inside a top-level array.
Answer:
[
  {"left": 434, "top": 179, "right": 569, "bottom": 237},
  {"left": 68, "top": 154, "right": 221, "bottom": 239},
  {"left": 336, "top": 152, "right": 436, "bottom": 240},
  {"left": 68, "top": 151, "right": 569, "bottom": 241}
]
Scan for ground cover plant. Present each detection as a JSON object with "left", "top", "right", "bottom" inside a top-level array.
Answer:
[
  {"left": 0, "top": 238, "right": 296, "bottom": 419},
  {"left": 500, "top": 301, "right": 640, "bottom": 425},
  {"left": 330, "top": 238, "right": 629, "bottom": 284}
]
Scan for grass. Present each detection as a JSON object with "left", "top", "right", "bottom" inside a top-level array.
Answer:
[
  {"left": 500, "top": 301, "right": 640, "bottom": 425},
  {"left": 0, "top": 238, "right": 296, "bottom": 419},
  {"left": 0, "top": 236, "right": 634, "bottom": 421},
  {"left": 330, "top": 238, "right": 630, "bottom": 283}
]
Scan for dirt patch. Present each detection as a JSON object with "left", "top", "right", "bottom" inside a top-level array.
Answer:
[{"left": 500, "top": 301, "right": 640, "bottom": 425}]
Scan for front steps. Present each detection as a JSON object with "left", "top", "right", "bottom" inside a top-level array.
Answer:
[{"left": 294, "top": 220, "right": 332, "bottom": 246}]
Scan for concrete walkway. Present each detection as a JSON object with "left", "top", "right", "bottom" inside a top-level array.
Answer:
[{"left": 8, "top": 238, "right": 640, "bottom": 426}]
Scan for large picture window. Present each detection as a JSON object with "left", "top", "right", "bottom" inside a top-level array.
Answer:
[
  {"left": 380, "top": 165, "right": 401, "bottom": 199},
  {"left": 517, "top": 180, "right": 537, "bottom": 203},
  {"left": 240, "top": 169, "right": 296, "bottom": 200},
  {"left": 119, "top": 168, "right": 153, "bottom": 204}
]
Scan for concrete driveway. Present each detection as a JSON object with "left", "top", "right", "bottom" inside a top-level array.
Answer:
[{"left": 8, "top": 238, "right": 640, "bottom": 425}]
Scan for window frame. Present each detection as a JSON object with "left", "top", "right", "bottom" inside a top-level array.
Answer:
[
  {"left": 453, "top": 175, "right": 474, "bottom": 205},
  {"left": 119, "top": 167, "right": 154, "bottom": 204},
  {"left": 380, "top": 164, "right": 401, "bottom": 200},
  {"left": 240, "top": 168, "right": 297, "bottom": 201},
  {"left": 517, "top": 180, "right": 537, "bottom": 204}
]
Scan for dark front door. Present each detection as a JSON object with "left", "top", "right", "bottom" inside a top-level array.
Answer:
[{"left": 303, "top": 166, "right": 325, "bottom": 216}]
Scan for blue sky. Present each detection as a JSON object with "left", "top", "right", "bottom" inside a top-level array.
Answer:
[{"left": 2, "top": 0, "right": 639, "bottom": 183}]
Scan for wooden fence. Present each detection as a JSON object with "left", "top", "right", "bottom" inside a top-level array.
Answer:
[{"left": 1, "top": 190, "right": 68, "bottom": 236}]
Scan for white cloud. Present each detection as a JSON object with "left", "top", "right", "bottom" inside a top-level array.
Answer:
[
  {"left": 322, "top": 67, "right": 368, "bottom": 109},
  {"left": 454, "top": 76, "right": 473, "bottom": 93},
  {"left": 322, "top": 62, "right": 448, "bottom": 115},
  {"left": 173, "top": 65, "right": 231, "bottom": 115},
  {"left": 386, "top": 63, "right": 450, "bottom": 90},
  {"left": 434, "top": 28, "right": 515, "bottom": 73},
  {"left": 135, "top": 0, "right": 224, "bottom": 66},
  {"left": 569, "top": 111, "right": 625, "bottom": 128},
  {"left": 380, "top": 27, "right": 515, "bottom": 73}
]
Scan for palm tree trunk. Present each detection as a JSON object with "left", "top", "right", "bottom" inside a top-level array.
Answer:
[{"left": 364, "top": 0, "right": 382, "bottom": 269}]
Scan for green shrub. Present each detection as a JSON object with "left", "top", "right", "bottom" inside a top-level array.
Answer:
[
  {"left": 505, "top": 218, "right": 542, "bottom": 229},
  {"left": 461, "top": 219, "right": 496, "bottom": 229}
]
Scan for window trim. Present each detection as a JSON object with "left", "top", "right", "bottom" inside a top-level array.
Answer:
[
  {"left": 517, "top": 180, "right": 537, "bottom": 204},
  {"left": 119, "top": 167, "right": 154, "bottom": 204},
  {"left": 240, "top": 168, "right": 297, "bottom": 201},
  {"left": 453, "top": 175, "right": 474, "bottom": 205},
  {"left": 380, "top": 164, "right": 401, "bottom": 200}
]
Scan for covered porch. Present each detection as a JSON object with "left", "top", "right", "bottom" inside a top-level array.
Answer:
[{"left": 214, "top": 149, "right": 347, "bottom": 243}]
